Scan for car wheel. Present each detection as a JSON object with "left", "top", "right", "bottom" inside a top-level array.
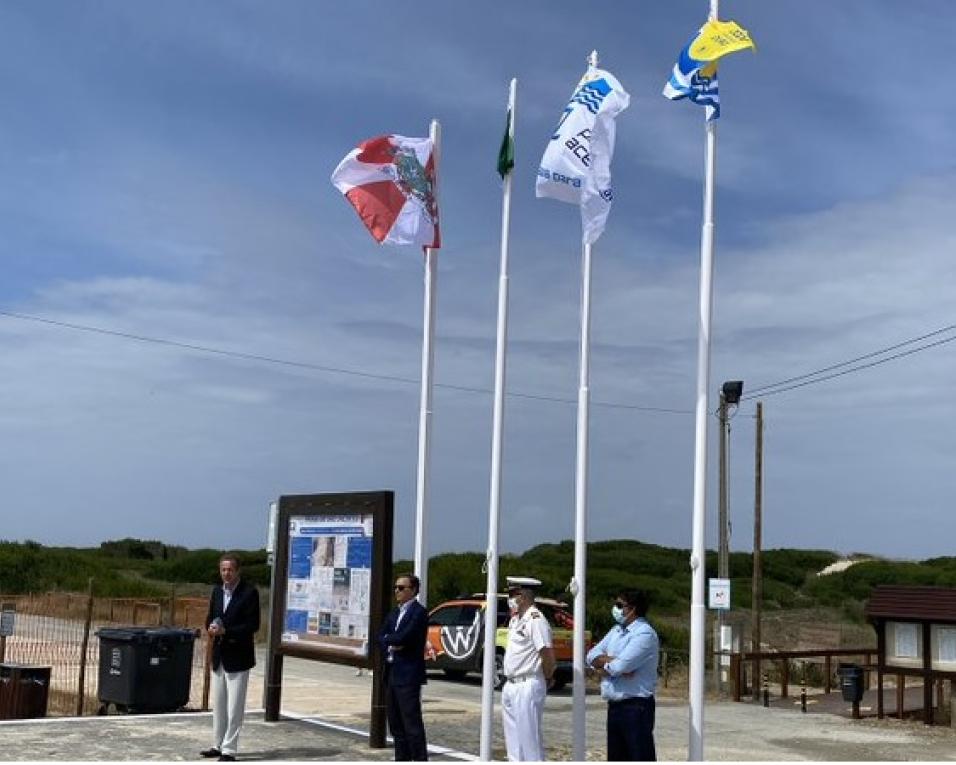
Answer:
[
  {"left": 443, "top": 668, "right": 467, "bottom": 681},
  {"left": 494, "top": 651, "right": 506, "bottom": 690},
  {"left": 550, "top": 675, "right": 567, "bottom": 691}
]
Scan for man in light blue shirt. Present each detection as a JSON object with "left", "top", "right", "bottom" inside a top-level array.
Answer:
[{"left": 586, "top": 589, "right": 659, "bottom": 761}]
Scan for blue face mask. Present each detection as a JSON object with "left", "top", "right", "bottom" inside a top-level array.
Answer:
[{"left": 611, "top": 605, "right": 626, "bottom": 624}]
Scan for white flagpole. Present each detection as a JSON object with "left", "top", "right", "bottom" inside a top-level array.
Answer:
[
  {"left": 689, "top": 1, "right": 719, "bottom": 760},
  {"left": 571, "top": 48, "right": 599, "bottom": 765},
  {"left": 414, "top": 118, "right": 441, "bottom": 607},
  {"left": 479, "top": 77, "right": 517, "bottom": 762}
]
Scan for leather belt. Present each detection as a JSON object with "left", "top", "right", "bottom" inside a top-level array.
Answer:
[{"left": 506, "top": 672, "right": 539, "bottom": 684}]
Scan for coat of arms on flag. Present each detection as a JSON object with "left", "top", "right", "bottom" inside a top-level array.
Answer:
[{"left": 331, "top": 134, "right": 440, "bottom": 248}]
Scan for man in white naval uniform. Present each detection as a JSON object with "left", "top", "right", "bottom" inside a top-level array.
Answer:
[{"left": 501, "top": 576, "right": 556, "bottom": 761}]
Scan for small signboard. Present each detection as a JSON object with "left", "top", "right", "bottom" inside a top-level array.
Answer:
[
  {"left": 265, "top": 500, "right": 278, "bottom": 565},
  {"left": 0, "top": 603, "right": 15, "bottom": 636},
  {"left": 708, "top": 578, "right": 731, "bottom": 610}
]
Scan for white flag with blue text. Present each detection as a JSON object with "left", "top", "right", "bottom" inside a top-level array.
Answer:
[{"left": 536, "top": 67, "right": 629, "bottom": 245}]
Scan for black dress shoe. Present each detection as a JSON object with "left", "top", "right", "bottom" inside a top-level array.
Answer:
[
  {"left": 218, "top": 756, "right": 236, "bottom": 762},
  {"left": 200, "top": 749, "right": 221, "bottom": 758}
]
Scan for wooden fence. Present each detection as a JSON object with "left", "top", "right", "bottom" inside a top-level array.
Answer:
[{"left": 0, "top": 591, "right": 212, "bottom": 716}]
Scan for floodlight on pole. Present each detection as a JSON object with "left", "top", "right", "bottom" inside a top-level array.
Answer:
[{"left": 722, "top": 380, "right": 743, "bottom": 406}]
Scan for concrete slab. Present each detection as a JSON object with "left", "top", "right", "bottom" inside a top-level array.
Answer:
[
  {"left": 0, "top": 711, "right": 466, "bottom": 762},
  {"left": 3, "top": 656, "right": 956, "bottom": 761}
]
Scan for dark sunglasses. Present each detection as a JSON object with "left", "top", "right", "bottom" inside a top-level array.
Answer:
[
  {"left": 614, "top": 601, "right": 627, "bottom": 609},
  {"left": 394, "top": 585, "right": 411, "bottom": 591}
]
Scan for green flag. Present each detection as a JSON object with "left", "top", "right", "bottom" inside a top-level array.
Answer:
[{"left": 497, "top": 108, "right": 514, "bottom": 179}]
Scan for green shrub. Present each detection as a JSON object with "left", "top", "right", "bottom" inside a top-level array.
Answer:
[{"left": 145, "top": 548, "right": 270, "bottom": 586}]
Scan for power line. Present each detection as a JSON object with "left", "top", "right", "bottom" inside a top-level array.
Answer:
[
  {"left": 4, "top": 307, "right": 953, "bottom": 410},
  {"left": 0, "top": 309, "right": 692, "bottom": 415},
  {"left": 745, "top": 322, "right": 956, "bottom": 397},
  {"left": 741, "top": 332, "right": 956, "bottom": 401}
]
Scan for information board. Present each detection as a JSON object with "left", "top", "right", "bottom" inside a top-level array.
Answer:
[
  {"left": 895, "top": 622, "right": 919, "bottom": 659},
  {"left": 885, "top": 620, "right": 923, "bottom": 669},
  {"left": 268, "top": 491, "right": 393, "bottom": 667},
  {"left": 264, "top": 491, "right": 392, "bottom": 746},
  {"left": 932, "top": 624, "right": 956, "bottom": 669},
  {"left": 281, "top": 514, "right": 375, "bottom": 655}
]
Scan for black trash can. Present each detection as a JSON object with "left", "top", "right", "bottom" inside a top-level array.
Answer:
[
  {"left": 96, "top": 627, "right": 198, "bottom": 714},
  {"left": 837, "top": 663, "right": 864, "bottom": 703}
]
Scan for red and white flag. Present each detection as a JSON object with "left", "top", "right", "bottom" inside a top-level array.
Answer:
[{"left": 331, "top": 134, "right": 440, "bottom": 248}]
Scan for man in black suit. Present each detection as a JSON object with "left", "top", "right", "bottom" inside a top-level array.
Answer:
[
  {"left": 379, "top": 573, "right": 429, "bottom": 761},
  {"left": 201, "top": 553, "right": 260, "bottom": 762}
]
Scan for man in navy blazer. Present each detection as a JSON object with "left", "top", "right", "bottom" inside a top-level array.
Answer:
[
  {"left": 201, "top": 553, "right": 260, "bottom": 762},
  {"left": 379, "top": 572, "right": 429, "bottom": 761}
]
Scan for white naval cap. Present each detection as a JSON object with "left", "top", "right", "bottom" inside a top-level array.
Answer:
[{"left": 506, "top": 576, "right": 542, "bottom": 590}]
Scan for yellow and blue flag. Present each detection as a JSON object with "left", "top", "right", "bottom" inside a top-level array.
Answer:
[{"left": 663, "top": 19, "right": 754, "bottom": 120}]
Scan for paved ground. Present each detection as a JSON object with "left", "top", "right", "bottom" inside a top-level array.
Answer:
[
  {"left": 765, "top": 683, "right": 936, "bottom": 720},
  {"left": 2, "top": 657, "right": 956, "bottom": 760}
]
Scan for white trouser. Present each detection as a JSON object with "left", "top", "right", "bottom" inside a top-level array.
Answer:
[
  {"left": 501, "top": 673, "right": 546, "bottom": 761},
  {"left": 211, "top": 665, "right": 250, "bottom": 756}
]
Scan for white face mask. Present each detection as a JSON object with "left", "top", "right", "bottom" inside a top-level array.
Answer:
[
  {"left": 507, "top": 597, "right": 519, "bottom": 612},
  {"left": 611, "top": 605, "right": 627, "bottom": 624}
]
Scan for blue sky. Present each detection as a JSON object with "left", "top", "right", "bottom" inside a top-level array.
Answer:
[{"left": 1, "top": 1, "right": 955, "bottom": 562}]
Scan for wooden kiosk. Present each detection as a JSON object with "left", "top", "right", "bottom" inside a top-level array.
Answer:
[{"left": 865, "top": 585, "right": 956, "bottom": 724}]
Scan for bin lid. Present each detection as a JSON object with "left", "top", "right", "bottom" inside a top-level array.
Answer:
[
  {"left": 0, "top": 662, "right": 52, "bottom": 670},
  {"left": 96, "top": 627, "right": 199, "bottom": 642}
]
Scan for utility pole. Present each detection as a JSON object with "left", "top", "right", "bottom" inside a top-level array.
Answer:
[
  {"left": 752, "top": 401, "right": 764, "bottom": 702},
  {"left": 716, "top": 390, "right": 729, "bottom": 694},
  {"left": 715, "top": 381, "right": 742, "bottom": 696}
]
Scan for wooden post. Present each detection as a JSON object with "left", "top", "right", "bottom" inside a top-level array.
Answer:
[
  {"left": 370, "top": 640, "right": 387, "bottom": 748},
  {"left": 762, "top": 671, "right": 769, "bottom": 707},
  {"left": 877, "top": 624, "right": 886, "bottom": 719},
  {"left": 781, "top": 660, "right": 789, "bottom": 699},
  {"left": 752, "top": 401, "right": 763, "bottom": 703},
  {"left": 169, "top": 585, "right": 177, "bottom": 627},
  {"left": 76, "top": 578, "right": 95, "bottom": 716},
  {"left": 201, "top": 632, "right": 212, "bottom": 711},
  {"left": 801, "top": 663, "right": 807, "bottom": 713},
  {"left": 712, "top": 619, "right": 720, "bottom": 697},
  {"left": 923, "top": 622, "right": 934, "bottom": 725},
  {"left": 949, "top": 680, "right": 956, "bottom": 728},
  {"left": 662, "top": 650, "right": 669, "bottom": 689},
  {"left": 897, "top": 674, "right": 904, "bottom": 719},
  {"left": 736, "top": 651, "right": 741, "bottom": 701},
  {"left": 0, "top": 595, "right": 5, "bottom": 662},
  {"left": 825, "top": 655, "right": 832, "bottom": 694},
  {"left": 739, "top": 652, "right": 746, "bottom": 699}
]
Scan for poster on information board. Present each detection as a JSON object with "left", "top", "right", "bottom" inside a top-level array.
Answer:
[{"left": 269, "top": 491, "right": 393, "bottom": 666}]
